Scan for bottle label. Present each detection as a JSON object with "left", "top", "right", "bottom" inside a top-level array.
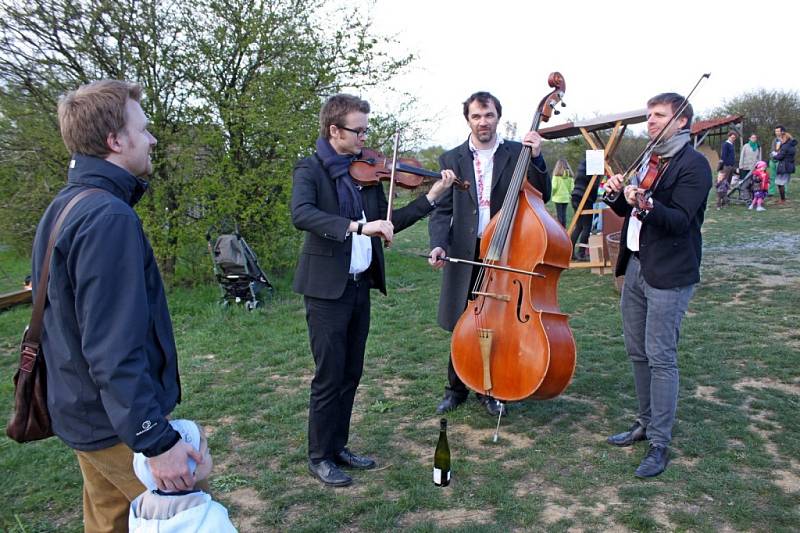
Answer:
[{"left": 433, "top": 468, "right": 450, "bottom": 485}]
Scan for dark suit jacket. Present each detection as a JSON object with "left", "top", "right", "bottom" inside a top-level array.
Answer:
[
  {"left": 609, "top": 143, "right": 712, "bottom": 289},
  {"left": 428, "top": 138, "right": 550, "bottom": 331},
  {"left": 291, "top": 154, "right": 434, "bottom": 299}
]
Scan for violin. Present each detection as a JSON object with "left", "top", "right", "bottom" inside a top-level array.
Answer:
[{"left": 350, "top": 148, "right": 469, "bottom": 190}]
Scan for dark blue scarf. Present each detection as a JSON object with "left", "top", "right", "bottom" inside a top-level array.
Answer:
[{"left": 315, "top": 137, "right": 363, "bottom": 220}]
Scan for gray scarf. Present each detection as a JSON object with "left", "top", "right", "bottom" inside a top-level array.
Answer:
[
  {"left": 652, "top": 129, "right": 690, "bottom": 158},
  {"left": 632, "top": 129, "right": 690, "bottom": 187}
]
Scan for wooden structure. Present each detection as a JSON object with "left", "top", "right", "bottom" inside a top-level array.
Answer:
[
  {"left": 0, "top": 288, "right": 31, "bottom": 311},
  {"left": 690, "top": 114, "right": 744, "bottom": 171},
  {"left": 539, "top": 109, "right": 648, "bottom": 270}
]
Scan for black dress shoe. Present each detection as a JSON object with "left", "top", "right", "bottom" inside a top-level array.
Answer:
[
  {"left": 635, "top": 444, "right": 669, "bottom": 478},
  {"left": 607, "top": 421, "right": 647, "bottom": 447},
  {"left": 334, "top": 448, "right": 376, "bottom": 470},
  {"left": 479, "top": 396, "right": 506, "bottom": 417},
  {"left": 435, "top": 393, "right": 467, "bottom": 414},
  {"left": 308, "top": 459, "right": 352, "bottom": 487}
]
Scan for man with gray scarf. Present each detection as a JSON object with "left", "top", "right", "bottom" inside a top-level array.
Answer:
[{"left": 603, "top": 93, "right": 711, "bottom": 478}]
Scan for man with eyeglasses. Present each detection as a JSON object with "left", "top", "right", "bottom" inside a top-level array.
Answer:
[
  {"left": 291, "top": 93, "right": 457, "bottom": 487},
  {"left": 428, "top": 91, "right": 551, "bottom": 417}
]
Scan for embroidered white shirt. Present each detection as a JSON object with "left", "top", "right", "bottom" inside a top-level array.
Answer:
[{"left": 469, "top": 135, "right": 504, "bottom": 237}]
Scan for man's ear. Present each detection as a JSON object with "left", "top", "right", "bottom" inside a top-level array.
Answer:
[{"left": 106, "top": 131, "right": 123, "bottom": 154}]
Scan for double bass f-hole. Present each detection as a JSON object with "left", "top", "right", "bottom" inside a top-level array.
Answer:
[{"left": 513, "top": 279, "right": 530, "bottom": 323}]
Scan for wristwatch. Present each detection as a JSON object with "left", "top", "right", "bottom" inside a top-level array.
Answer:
[{"left": 356, "top": 222, "right": 364, "bottom": 235}]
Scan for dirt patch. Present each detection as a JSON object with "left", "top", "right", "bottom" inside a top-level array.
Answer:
[
  {"left": 515, "top": 474, "right": 625, "bottom": 528},
  {"left": 399, "top": 508, "right": 493, "bottom": 528},
  {"left": 226, "top": 487, "right": 265, "bottom": 533},
  {"left": 693, "top": 385, "right": 725, "bottom": 404},
  {"left": 734, "top": 377, "right": 800, "bottom": 397}
]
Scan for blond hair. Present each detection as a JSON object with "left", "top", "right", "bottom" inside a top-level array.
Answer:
[
  {"left": 553, "top": 159, "right": 573, "bottom": 177},
  {"left": 57, "top": 80, "right": 142, "bottom": 157}
]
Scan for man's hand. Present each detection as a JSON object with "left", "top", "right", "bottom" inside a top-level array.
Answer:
[
  {"left": 426, "top": 169, "right": 457, "bottom": 201},
  {"left": 624, "top": 185, "right": 644, "bottom": 206},
  {"left": 522, "top": 131, "right": 543, "bottom": 158},
  {"left": 362, "top": 219, "right": 394, "bottom": 243},
  {"left": 148, "top": 439, "right": 204, "bottom": 492},
  {"left": 605, "top": 173, "right": 625, "bottom": 195},
  {"left": 428, "top": 246, "right": 446, "bottom": 269}
]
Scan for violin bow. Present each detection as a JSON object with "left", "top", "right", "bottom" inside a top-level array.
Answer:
[{"left": 385, "top": 131, "right": 401, "bottom": 223}]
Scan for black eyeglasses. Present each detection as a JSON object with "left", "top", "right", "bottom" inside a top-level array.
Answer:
[{"left": 337, "top": 125, "right": 370, "bottom": 137}]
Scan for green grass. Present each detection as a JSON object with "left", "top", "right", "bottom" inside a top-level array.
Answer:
[{"left": 1, "top": 193, "right": 799, "bottom": 532}]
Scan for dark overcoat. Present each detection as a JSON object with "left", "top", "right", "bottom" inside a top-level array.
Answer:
[{"left": 428, "top": 139, "right": 550, "bottom": 331}]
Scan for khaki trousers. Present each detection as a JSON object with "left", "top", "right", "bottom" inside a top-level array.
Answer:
[{"left": 74, "top": 442, "right": 144, "bottom": 533}]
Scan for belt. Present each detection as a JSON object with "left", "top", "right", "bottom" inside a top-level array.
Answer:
[
  {"left": 632, "top": 251, "right": 640, "bottom": 259},
  {"left": 348, "top": 272, "right": 364, "bottom": 282}
]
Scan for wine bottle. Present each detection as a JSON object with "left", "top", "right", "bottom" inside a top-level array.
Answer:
[{"left": 433, "top": 418, "right": 451, "bottom": 487}]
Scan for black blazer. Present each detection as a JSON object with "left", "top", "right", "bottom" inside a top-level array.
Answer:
[
  {"left": 291, "top": 154, "right": 434, "bottom": 299},
  {"left": 609, "top": 143, "right": 712, "bottom": 289}
]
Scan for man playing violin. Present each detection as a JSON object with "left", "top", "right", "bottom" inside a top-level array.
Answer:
[
  {"left": 604, "top": 93, "right": 711, "bottom": 478},
  {"left": 428, "top": 91, "right": 551, "bottom": 417},
  {"left": 291, "top": 93, "right": 456, "bottom": 487}
]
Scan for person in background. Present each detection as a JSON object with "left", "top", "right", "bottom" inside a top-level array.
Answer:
[
  {"left": 770, "top": 125, "right": 796, "bottom": 203},
  {"left": 749, "top": 160, "right": 769, "bottom": 211},
  {"left": 129, "top": 420, "right": 236, "bottom": 532},
  {"left": 715, "top": 172, "right": 729, "bottom": 210},
  {"left": 720, "top": 131, "right": 737, "bottom": 184},
  {"left": 739, "top": 133, "right": 761, "bottom": 179},
  {"left": 551, "top": 158, "right": 574, "bottom": 227},
  {"left": 570, "top": 159, "right": 599, "bottom": 261}
]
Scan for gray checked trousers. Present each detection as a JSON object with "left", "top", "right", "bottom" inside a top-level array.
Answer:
[{"left": 620, "top": 256, "right": 695, "bottom": 446}]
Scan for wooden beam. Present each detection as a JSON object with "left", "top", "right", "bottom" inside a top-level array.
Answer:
[{"left": 0, "top": 288, "right": 32, "bottom": 310}]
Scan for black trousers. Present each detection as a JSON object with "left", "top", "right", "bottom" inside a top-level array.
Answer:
[
  {"left": 304, "top": 279, "right": 370, "bottom": 463},
  {"left": 570, "top": 210, "right": 592, "bottom": 258}
]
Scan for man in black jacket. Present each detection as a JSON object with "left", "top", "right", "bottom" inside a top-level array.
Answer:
[
  {"left": 428, "top": 91, "right": 551, "bottom": 417},
  {"left": 604, "top": 92, "right": 711, "bottom": 478},
  {"left": 31, "top": 80, "right": 201, "bottom": 532},
  {"left": 291, "top": 94, "right": 455, "bottom": 487}
]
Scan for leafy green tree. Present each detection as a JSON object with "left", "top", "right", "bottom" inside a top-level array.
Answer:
[{"left": 0, "top": 0, "right": 415, "bottom": 280}]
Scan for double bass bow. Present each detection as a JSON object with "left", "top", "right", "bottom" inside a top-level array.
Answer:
[{"left": 450, "top": 72, "right": 577, "bottom": 404}]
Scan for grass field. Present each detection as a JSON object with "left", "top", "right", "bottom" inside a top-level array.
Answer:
[{"left": 1, "top": 193, "right": 798, "bottom": 532}]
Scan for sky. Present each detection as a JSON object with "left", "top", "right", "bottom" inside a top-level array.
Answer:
[{"left": 350, "top": 0, "right": 799, "bottom": 149}]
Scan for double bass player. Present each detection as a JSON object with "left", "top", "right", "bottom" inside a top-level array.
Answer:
[{"left": 428, "top": 91, "right": 551, "bottom": 417}]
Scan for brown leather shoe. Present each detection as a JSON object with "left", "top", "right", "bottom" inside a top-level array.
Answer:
[{"left": 607, "top": 421, "right": 647, "bottom": 447}]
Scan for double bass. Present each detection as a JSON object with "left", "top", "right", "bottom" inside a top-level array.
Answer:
[{"left": 450, "top": 73, "right": 576, "bottom": 402}]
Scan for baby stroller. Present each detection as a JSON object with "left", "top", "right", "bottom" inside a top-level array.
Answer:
[
  {"left": 206, "top": 226, "right": 273, "bottom": 310},
  {"left": 728, "top": 168, "right": 754, "bottom": 204}
]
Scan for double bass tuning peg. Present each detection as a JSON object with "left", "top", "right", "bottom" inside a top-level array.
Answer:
[{"left": 560, "top": 102, "right": 567, "bottom": 108}]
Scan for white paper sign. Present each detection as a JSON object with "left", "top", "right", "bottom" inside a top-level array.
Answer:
[{"left": 586, "top": 150, "right": 605, "bottom": 175}]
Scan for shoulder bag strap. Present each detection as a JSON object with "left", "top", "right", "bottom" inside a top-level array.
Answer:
[{"left": 26, "top": 188, "right": 106, "bottom": 345}]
